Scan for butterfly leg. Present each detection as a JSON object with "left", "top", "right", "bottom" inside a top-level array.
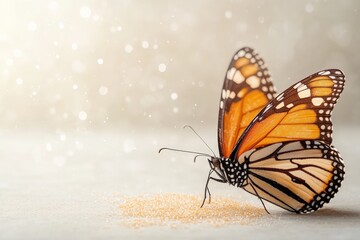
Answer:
[
  {"left": 206, "top": 184, "right": 211, "bottom": 205},
  {"left": 201, "top": 178, "right": 228, "bottom": 208},
  {"left": 200, "top": 169, "right": 213, "bottom": 208},
  {"left": 241, "top": 178, "right": 249, "bottom": 187},
  {"left": 210, "top": 177, "right": 227, "bottom": 183},
  {"left": 248, "top": 179, "right": 270, "bottom": 214}
]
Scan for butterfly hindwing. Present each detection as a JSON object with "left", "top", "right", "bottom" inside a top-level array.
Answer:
[
  {"left": 241, "top": 140, "right": 344, "bottom": 213},
  {"left": 218, "top": 47, "right": 276, "bottom": 158},
  {"left": 233, "top": 69, "right": 345, "bottom": 159}
]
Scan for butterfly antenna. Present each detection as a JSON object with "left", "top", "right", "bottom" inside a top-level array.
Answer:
[
  {"left": 159, "top": 147, "right": 212, "bottom": 159},
  {"left": 193, "top": 154, "right": 209, "bottom": 163},
  {"left": 183, "top": 125, "right": 216, "bottom": 157}
]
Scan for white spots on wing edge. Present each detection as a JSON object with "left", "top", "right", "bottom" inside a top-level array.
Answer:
[
  {"left": 298, "top": 84, "right": 308, "bottom": 92},
  {"left": 286, "top": 103, "right": 294, "bottom": 108},
  {"left": 294, "top": 82, "right": 312, "bottom": 99},
  {"left": 293, "top": 82, "right": 302, "bottom": 89},
  {"left": 233, "top": 49, "right": 248, "bottom": 60},
  {"left": 227, "top": 67, "right": 245, "bottom": 84},
  {"left": 298, "top": 89, "right": 311, "bottom": 99},
  {"left": 233, "top": 70, "right": 245, "bottom": 84},
  {"left": 246, "top": 76, "right": 260, "bottom": 88},
  {"left": 222, "top": 89, "right": 236, "bottom": 100},
  {"left": 276, "top": 93, "right": 284, "bottom": 101},
  {"left": 245, "top": 53, "right": 252, "bottom": 59},
  {"left": 227, "top": 67, "right": 236, "bottom": 80},
  {"left": 276, "top": 101, "right": 285, "bottom": 109},
  {"left": 237, "top": 50, "right": 246, "bottom": 58},
  {"left": 312, "top": 97, "right": 324, "bottom": 106},
  {"left": 319, "top": 70, "right": 331, "bottom": 76}
]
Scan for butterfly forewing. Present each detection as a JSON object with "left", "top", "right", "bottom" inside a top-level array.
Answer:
[
  {"left": 242, "top": 140, "right": 344, "bottom": 213},
  {"left": 218, "top": 47, "right": 276, "bottom": 158},
  {"left": 233, "top": 69, "right": 345, "bottom": 159}
]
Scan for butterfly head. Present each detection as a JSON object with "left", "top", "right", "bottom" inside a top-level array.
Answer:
[{"left": 208, "top": 157, "right": 228, "bottom": 183}]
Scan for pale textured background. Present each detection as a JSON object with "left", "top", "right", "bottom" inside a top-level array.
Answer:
[
  {"left": 0, "top": 0, "right": 359, "bottom": 131},
  {"left": 1, "top": 0, "right": 360, "bottom": 239}
]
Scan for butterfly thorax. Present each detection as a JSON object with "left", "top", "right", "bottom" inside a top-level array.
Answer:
[{"left": 220, "top": 158, "right": 248, "bottom": 188}]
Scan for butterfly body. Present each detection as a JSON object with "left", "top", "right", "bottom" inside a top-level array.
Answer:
[
  {"left": 210, "top": 47, "right": 345, "bottom": 214},
  {"left": 211, "top": 157, "right": 249, "bottom": 187}
]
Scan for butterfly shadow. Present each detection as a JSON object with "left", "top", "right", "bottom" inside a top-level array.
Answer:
[
  {"left": 310, "top": 208, "right": 360, "bottom": 219},
  {"left": 280, "top": 208, "right": 360, "bottom": 221}
]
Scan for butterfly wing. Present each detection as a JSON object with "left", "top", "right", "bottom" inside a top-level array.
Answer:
[
  {"left": 241, "top": 140, "right": 344, "bottom": 213},
  {"left": 218, "top": 47, "right": 276, "bottom": 158},
  {"left": 232, "top": 69, "right": 345, "bottom": 159}
]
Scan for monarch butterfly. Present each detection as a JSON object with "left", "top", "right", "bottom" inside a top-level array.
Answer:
[{"left": 160, "top": 47, "right": 345, "bottom": 214}]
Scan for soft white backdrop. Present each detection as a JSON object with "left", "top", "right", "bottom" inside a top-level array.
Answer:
[
  {"left": 0, "top": 0, "right": 359, "bottom": 131},
  {"left": 0, "top": 1, "right": 360, "bottom": 239}
]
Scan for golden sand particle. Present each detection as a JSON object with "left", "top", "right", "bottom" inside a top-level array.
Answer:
[{"left": 119, "top": 193, "right": 266, "bottom": 228}]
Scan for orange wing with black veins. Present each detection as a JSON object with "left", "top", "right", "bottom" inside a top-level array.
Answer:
[
  {"left": 233, "top": 69, "right": 345, "bottom": 160},
  {"left": 218, "top": 47, "right": 276, "bottom": 158}
]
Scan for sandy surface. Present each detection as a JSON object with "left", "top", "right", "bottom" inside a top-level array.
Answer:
[{"left": 1, "top": 126, "right": 359, "bottom": 239}]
